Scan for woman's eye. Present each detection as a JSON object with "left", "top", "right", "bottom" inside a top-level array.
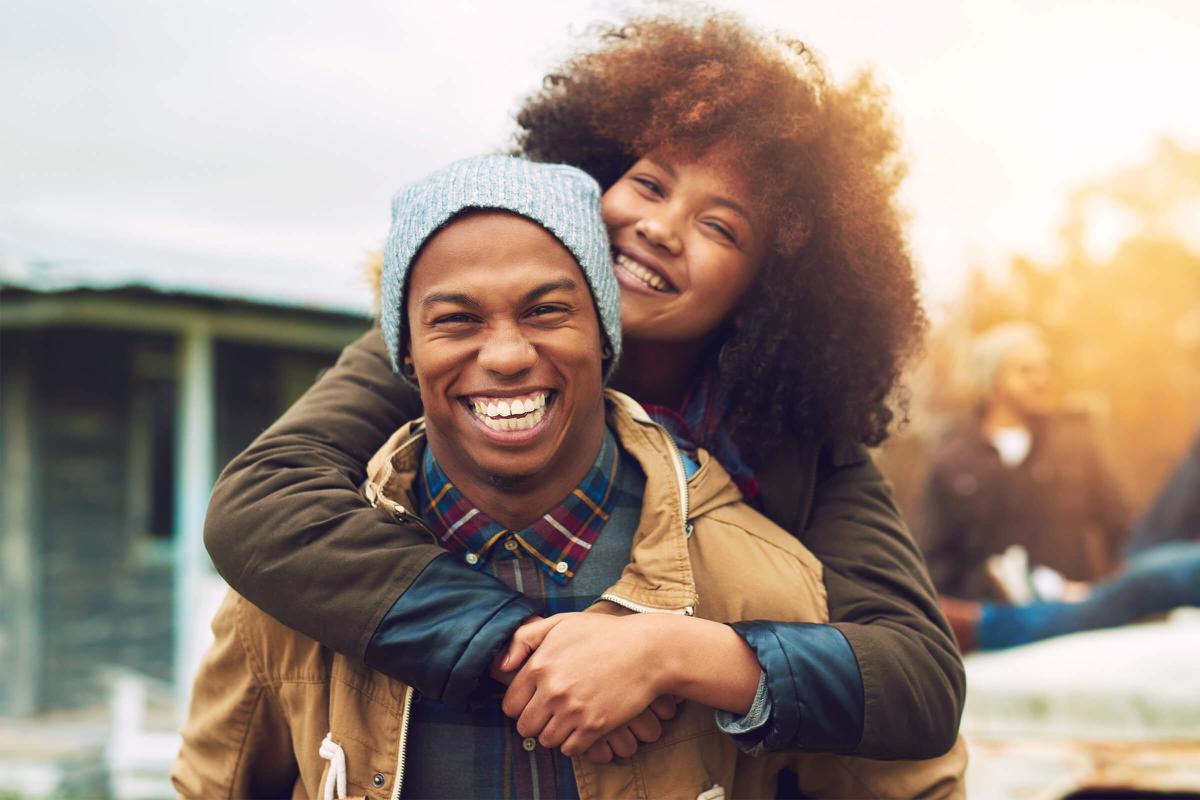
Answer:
[
  {"left": 705, "top": 220, "right": 737, "bottom": 244},
  {"left": 632, "top": 176, "right": 664, "bottom": 196}
]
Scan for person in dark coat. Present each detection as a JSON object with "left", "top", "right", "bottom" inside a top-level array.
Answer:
[
  {"left": 921, "top": 321, "right": 1199, "bottom": 651},
  {"left": 919, "top": 321, "right": 1131, "bottom": 602}
]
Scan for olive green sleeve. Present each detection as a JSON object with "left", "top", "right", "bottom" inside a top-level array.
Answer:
[
  {"left": 202, "top": 326, "right": 440, "bottom": 660},
  {"left": 760, "top": 442, "right": 965, "bottom": 759}
]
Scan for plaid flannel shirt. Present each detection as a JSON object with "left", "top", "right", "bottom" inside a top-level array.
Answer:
[{"left": 404, "top": 428, "right": 642, "bottom": 799}]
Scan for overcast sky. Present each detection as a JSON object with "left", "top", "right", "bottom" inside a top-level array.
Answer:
[{"left": 3, "top": 0, "right": 1199, "bottom": 311}]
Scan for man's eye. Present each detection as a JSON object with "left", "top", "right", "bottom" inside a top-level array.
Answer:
[
  {"left": 528, "top": 304, "right": 568, "bottom": 318},
  {"left": 434, "top": 313, "right": 475, "bottom": 325}
]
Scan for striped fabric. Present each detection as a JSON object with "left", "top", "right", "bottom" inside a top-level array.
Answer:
[{"left": 417, "top": 428, "right": 622, "bottom": 583}]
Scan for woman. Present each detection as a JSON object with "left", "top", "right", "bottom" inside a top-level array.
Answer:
[{"left": 204, "top": 11, "right": 962, "bottom": 761}]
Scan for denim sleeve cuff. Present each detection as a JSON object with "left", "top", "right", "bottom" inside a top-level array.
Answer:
[
  {"left": 729, "top": 621, "right": 864, "bottom": 752},
  {"left": 366, "top": 553, "right": 541, "bottom": 710},
  {"left": 715, "top": 670, "right": 772, "bottom": 754}
]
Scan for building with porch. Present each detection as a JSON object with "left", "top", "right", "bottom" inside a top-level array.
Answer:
[{"left": 0, "top": 230, "right": 372, "bottom": 796}]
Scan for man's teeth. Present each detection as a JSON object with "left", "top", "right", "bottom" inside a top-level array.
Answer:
[
  {"left": 471, "top": 391, "right": 549, "bottom": 431},
  {"left": 478, "top": 407, "right": 545, "bottom": 432},
  {"left": 615, "top": 253, "right": 671, "bottom": 292}
]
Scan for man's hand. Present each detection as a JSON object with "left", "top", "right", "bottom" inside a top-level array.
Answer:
[
  {"left": 489, "top": 614, "right": 555, "bottom": 686},
  {"left": 579, "top": 696, "right": 680, "bottom": 764}
]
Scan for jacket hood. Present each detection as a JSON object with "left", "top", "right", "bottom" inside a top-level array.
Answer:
[{"left": 603, "top": 389, "right": 745, "bottom": 519}]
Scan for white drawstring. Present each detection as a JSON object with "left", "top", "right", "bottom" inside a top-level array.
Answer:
[
  {"left": 318, "top": 732, "right": 348, "bottom": 800},
  {"left": 697, "top": 784, "right": 726, "bottom": 800}
]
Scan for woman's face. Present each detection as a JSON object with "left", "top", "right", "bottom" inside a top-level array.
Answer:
[{"left": 601, "top": 149, "right": 767, "bottom": 345}]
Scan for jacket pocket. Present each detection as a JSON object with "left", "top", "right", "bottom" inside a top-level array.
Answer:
[{"left": 634, "top": 703, "right": 740, "bottom": 800}]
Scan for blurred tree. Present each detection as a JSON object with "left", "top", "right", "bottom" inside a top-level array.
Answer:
[{"left": 884, "top": 138, "right": 1200, "bottom": 525}]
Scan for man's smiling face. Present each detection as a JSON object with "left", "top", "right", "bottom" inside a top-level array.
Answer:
[{"left": 405, "top": 210, "right": 607, "bottom": 492}]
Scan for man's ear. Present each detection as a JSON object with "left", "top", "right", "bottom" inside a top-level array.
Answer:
[
  {"left": 600, "top": 336, "right": 613, "bottom": 374},
  {"left": 400, "top": 347, "right": 417, "bottom": 380}
]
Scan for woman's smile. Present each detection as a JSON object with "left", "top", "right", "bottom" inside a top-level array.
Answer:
[
  {"left": 612, "top": 249, "right": 677, "bottom": 294},
  {"left": 600, "top": 149, "right": 764, "bottom": 344}
]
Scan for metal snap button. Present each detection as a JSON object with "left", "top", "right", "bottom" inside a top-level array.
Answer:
[
  {"left": 504, "top": 538, "right": 519, "bottom": 552},
  {"left": 372, "top": 773, "right": 386, "bottom": 788},
  {"left": 465, "top": 552, "right": 480, "bottom": 565},
  {"left": 523, "top": 737, "right": 537, "bottom": 752},
  {"left": 554, "top": 561, "right": 569, "bottom": 574}
]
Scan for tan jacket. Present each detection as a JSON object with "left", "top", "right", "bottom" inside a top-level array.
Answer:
[{"left": 174, "top": 390, "right": 965, "bottom": 799}]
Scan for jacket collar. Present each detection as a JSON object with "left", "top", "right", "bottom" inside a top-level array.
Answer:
[{"left": 363, "top": 389, "right": 747, "bottom": 616}]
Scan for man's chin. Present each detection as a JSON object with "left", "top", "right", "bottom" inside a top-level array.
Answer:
[
  {"left": 465, "top": 446, "right": 553, "bottom": 490},
  {"left": 484, "top": 469, "right": 542, "bottom": 491}
]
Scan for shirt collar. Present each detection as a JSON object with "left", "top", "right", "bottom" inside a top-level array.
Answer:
[
  {"left": 415, "top": 428, "right": 621, "bottom": 584},
  {"left": 641, "top": 368, "right": 760, "bottom": 502}
]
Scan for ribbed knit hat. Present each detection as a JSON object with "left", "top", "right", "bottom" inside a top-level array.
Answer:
[{"left": 380, "top": 154, "right": 621, "bottom": 382}]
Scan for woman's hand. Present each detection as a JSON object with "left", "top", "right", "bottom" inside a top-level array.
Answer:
[
  {"left": 499, "top": 613, "right": 670, "bottom": 756},
  {"left": 493, "top": 614, "right": 679, "bottom": 761},
  {"left": 495, "top": 610, "right": 760, "bottom": 757}
]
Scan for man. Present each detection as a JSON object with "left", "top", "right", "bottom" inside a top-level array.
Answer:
[
  {"left": 919, "top": 321, "right": 1131, "bottom": 602},
  {"left": 174, "top": 156, "right": 963, "bottom": 798},
  {"left": 923, "top": 320, "right": 1200, "bottom": 652}
]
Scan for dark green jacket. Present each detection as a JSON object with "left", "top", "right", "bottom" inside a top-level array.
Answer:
[{"left": 203, "top": 326, "right": 963, "bottom": 759}]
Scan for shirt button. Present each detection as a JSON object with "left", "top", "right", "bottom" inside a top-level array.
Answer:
[
  {"left": 465, "top": 552, "right": 480, "bottom": 565},
  {"left": 523, "top": 737, "right": 537, "bottom": 752},
  {"left": 554, "top": 561, "right": 569, "bottom": 574},
  {"left": 504, "top": 539, "right": 519, "bottom": 552}
]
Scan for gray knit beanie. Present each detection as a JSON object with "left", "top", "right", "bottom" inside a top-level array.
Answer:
[{"left": 380, "top": 154, "right": 621, "bottom": 382}]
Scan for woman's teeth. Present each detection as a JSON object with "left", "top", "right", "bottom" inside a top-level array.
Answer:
[
  {"left": 470, "top": 391, "right": 548, "bottom": 432},
  {"left": 615, "top": 252, "right": 671, "bottom": 292}
]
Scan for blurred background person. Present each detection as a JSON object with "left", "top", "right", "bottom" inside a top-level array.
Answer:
[
  {"left": 918, "top": 321, "right": 1130, "bottom": 604},
  {"left": 920, "top": 319, "right": 1200, "bottom": 652}
]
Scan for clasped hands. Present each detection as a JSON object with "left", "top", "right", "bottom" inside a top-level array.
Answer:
[{"left": 489, "top": 611, "right": 680, "bottom": 764}]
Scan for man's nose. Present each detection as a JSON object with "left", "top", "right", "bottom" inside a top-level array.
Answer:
[
  {"left": 635, "top": 211, "right": 683, "bottom": 256},
  {"left": 477, "top": 322, "right": 537, "bottom": 376}
]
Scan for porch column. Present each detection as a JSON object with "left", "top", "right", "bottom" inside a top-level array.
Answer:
[
  {"left": 1, "top": 337, "right": 41, "bottom": 716},
  {"left": 172, "top": 324, "right": 219, "bottom": 717}
]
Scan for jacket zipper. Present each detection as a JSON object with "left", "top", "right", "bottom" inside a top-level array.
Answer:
[
  {"left": 594, "top": 415, "right": 697, "bottom": 616},
  {"left": 614, "top": 391, "right": 691, "bottom": 533},
  {"left": 659, "top": 425, "right": 691, "bottom": 535},
  {"left": 390, "top": 686, "right": 415, "bottom": 800},
  {"left": 599, "top": 592, "right": 694, "bottom": 616}
]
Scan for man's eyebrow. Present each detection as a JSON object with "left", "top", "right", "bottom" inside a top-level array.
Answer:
[
  {"left": 521, "top": 278, "right": 578, "bottom": 304},
  {"left": 420, "top": 291, "right": 482, "bottom": 310}
]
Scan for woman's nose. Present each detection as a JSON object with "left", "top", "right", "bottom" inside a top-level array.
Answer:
[{"left": 635, "top": 214, "right": 683, "bottom": 256}]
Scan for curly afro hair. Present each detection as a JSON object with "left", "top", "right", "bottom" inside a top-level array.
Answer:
[{"left": 512, "top": 11, "right": 926, "bottom": 450}]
